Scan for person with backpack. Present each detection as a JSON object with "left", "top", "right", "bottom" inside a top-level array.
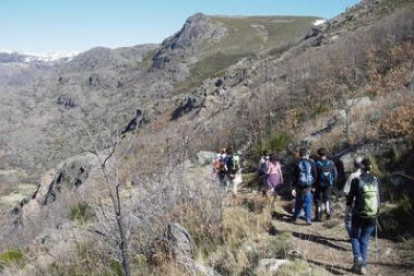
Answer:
[
  {"left": 225, "top": 148, "right": 239, "bottom": 191},
  {"left": 258, "top": 151, "right": 270, "bottom": 193},
  {"left": 315, "top": 148, "right": 338, "bottom": 221},
  {"left": 345, "top": 158, "right": 381, "bottom": 275},
  {"left": 231, "top": 151, "right": 243, "bottom": 195},
  {"left": 213, "top": 148, "right": 227, "bottom": 187},
  {"left": 343, "top": 156, "right": 364, "bottom": 238},
  {"left": 292, "top": 148, "right": 317, "bottom": 225},
  {"left": 266, "top": 154, "right": 284, "bottom": 199}
]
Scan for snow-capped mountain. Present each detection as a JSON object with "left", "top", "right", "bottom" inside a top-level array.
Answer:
[{"left": 0, "top": 50, "right": 79, "bottom": 64}]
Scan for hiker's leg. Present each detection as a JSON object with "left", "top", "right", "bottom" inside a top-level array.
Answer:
[
  {"left": 359, "top": 224, "right": 376, "bottom": 264},
  {"left": 314, "top": 187, "right": 322, "bottom": 221},
  {"left": 351, "top": 219, "right": 363, "bottom": 261},
  {"left": 233, "top": 178, "right": 238, "bottom": 195},
  {"left": 345, "top": 213, "right": 352, "bottom": 238},
  {"left": 324, "top": 186, "right": 332, "bottom": 217},
  {"left": 304, "top": 191, "right": 313, "bottom": 224},
  {"left": 294, "top": 193, "right": 304, "bottom": 220}
]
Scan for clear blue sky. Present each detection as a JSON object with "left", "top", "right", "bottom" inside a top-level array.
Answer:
[{"left": 1, "top": 0, "right": 361, "bottom": 53}]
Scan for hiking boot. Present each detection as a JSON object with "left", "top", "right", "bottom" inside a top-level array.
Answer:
[
  {"left": 352, "top": 257, "right": 364, "bottom": 275},
  {"left": 359, "top": 265, "right": 367, "bottom": 275},
  {"left": 326, "top": 213, "right": 332, "bottom": 220},
  {"left": 315, "top": 206, "right": 322, "bottom": 222}
]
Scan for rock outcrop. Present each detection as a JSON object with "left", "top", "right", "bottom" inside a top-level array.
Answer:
[{"left": 34, "top": 153, "right": 99, "bottom": 206}]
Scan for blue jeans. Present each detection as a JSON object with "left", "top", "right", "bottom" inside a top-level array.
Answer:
[
  {"left": 294, "top": 190, "right": 313, "bottom": 224},
  {"left": 350, "top": 218, "right": 376, "bottom": 264}
]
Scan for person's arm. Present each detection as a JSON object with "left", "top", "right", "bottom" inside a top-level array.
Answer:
[
  {"left": 267, "top": 162, "right": 272, "bottom": 175},
  {"left": 278, "top": 163, "right": 284, "bottom": 184},
  {"left": 343, "top": 173, "right": 353, "bottom": 195},
  {"left": 376, "top": 176, "right": 382, "bottom": 211},
  {"left": 346, "top": 178, "right": 358, "bottom": 207},
  {"left": 345, "top": 178, "right": 358, "bottom": 219},
  {"left": 292, "top": 162, "right": 299, "bottom": 189},
  {"left": 311, "top": 160, "right": 318, "bottom": 188},
  {"left": 332, "top": 161, "right": 338, "bottom": 183}
]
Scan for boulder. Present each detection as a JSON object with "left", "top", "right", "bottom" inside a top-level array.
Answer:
[
  {"left": 35, "top": 153, "right": 98, "bottom": 206},
  {"left": 256, "top": 258, "right": 290, "bottom": 274},
  {"left": 171, "top": 95, "right": 205, "bottom": 120},
  {"left": 165, "top": 223, "right": 194, "bottom": 259},
  {"left": 122, "top": 108, "right": 144, "bottom": 134},
  {"left": 197, "top": 151, "right": 216, "bottom": 166}
]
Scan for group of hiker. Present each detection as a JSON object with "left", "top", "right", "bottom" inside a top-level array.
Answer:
[
  {"left": 211, "top": 147, "right": 242, "bottom": 194},
  {"left": 211, "top": 145, "right": 380, "bottom": 275},
  {"left": 258, "top": 147, "right": 379, "bottom": 275}
]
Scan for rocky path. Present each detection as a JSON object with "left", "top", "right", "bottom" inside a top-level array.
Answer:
[{"left": 269, "top": 199, "right": 414, "bottom": 276}]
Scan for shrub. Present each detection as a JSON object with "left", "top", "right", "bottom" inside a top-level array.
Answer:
[
  {"left": 69, "top": 202, "right": 94, "bottom": 223},
  {"left": 379, "top": 195, "right": 414, "bottom": 240},
  {"left": 269, "top": 132, "right": 292, "bottom": 154},
  {"left": 0, "top": 249, "right": 24, "bottom": 267}
]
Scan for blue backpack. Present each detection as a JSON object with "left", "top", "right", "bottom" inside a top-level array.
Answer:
[
  {"left": 298, "top": 160, "right": 314, "bottom": 187},
  {"left": 316, "top": 160, "right": 334, "bottom": 186}
]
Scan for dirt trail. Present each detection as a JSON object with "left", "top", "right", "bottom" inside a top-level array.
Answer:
[{"left": 268, "top": 199, "right": 414, "bottom": 276}]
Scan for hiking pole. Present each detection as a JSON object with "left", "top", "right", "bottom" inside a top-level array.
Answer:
[{"left": 375, "top": 220, "right": 379, "bottom": 262}]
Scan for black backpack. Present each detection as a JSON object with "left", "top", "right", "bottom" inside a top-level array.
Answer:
[{"left": 228, "top": 155, "right": 239, "bottom": 174}]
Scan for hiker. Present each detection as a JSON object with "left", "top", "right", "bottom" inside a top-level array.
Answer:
[
  {"left": 231, "top": 151, "right": 243, "bottom": 195},
  {"left": 343, "top": 156, "right": 364, "bottom": 237},
  {"left": 315, "top": 148, "right": 338, "bottom": 221},
  {"left": 225, "top": 148, "right": 240, "bottom": 193},
  {"left": 266, "top": 154, "right": 284, "bottom": 199},
  {"left": 345, "top": 158, "right": 381, "bottom": 275},
  {"left": 213, "top": 148, "right": 227, "bottom": 186},
  {"left": 292, "top": 148, "right": 317, "bottom": 225},
  {"left": 258, "top": 150, "right": 270, "bottom": 194}
]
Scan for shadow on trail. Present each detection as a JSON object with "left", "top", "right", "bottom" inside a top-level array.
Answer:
[
  {"left": 292, "top": 231, "right": 350, "bottom": 252},
  {"left": 271, "top": 211, "right": 293, "bottom": 221},
  {"left": 369, "top": 261, "right": 414, "bottom": 270},
  {"left": 305, "top": 258, "right": 352, "bottom": 275}
]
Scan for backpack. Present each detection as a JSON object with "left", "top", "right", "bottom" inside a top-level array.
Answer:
[
  {"left": 355, "top": 176, "right": 379, "bottom": 218},
  {"left": 316, "top": 160, "right": 334, "bottom": 186},
  {"left": 258, "top": 160, "right": 268, "bottom": 176},
  {"left": 297, "top": 160, "right": 314, "bottom": 187},
  {"left": 228, "top": 155, "right": 240, "bottom": 174},
  {"left": 213, "top": 157, "right": 226, "bottom": 172}
]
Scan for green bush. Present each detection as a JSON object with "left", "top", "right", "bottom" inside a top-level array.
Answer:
[
  {"left": 107, "top": 261, "right": 123, "bottom": 276},
  {"left": 313, "top": 104, "right": 330, "bottom": 117},
  {"left": 269, "top": 132, "right": 291, "bottom": 154},
  {"left": 379, "top": 195, "right": 414, "bottom": 240},
  {"left": 0, "top": 249, "right": 24, "bottom": 267},
  {"left": 69, "top": 202, "right": 94, "bottom": 223}
]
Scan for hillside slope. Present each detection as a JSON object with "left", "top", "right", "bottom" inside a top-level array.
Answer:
[{"left": 1, "top": 0, "right": 414, "bottom": 275}]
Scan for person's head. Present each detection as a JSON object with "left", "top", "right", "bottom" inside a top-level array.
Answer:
[
  {"left": 220, "top": 148, "right": 227, "bottom": 154},
  {"left": 353, "top": 156, "right": 363, "bottom": 170},
  {"left": 317, "top": 148, "right": 327, "bottom": 158},
  {"left": 270, "top": 154, "right": 277, "bottom": 163},
  {"left": 299, "top": 148, "right": 309, "bottom": 158},
  {"left": 360, "top": 158, "right": 372, "bottom": 172}
]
